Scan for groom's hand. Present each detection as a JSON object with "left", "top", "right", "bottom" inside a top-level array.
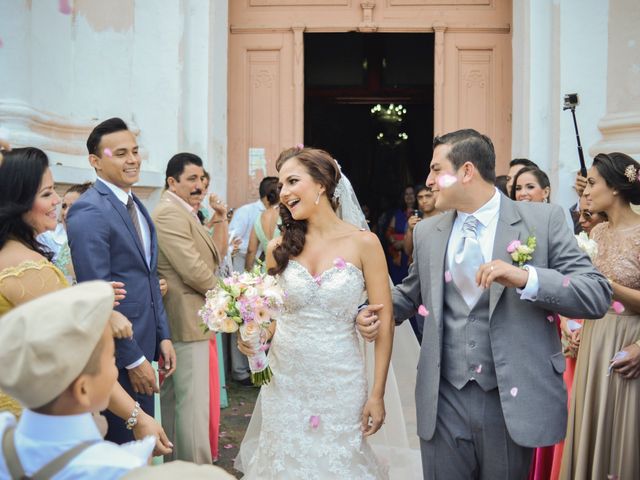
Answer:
[
  {"left": 476, "top": 260, "right": 529, "bottom": 289},
  {"left": 356, "top": 305, "right": 383, "bottom": 342}
]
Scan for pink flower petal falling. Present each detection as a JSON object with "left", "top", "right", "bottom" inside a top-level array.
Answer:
[
  {"left": 313, "top": 275, "right": 322, "bottom": 286},
  {"left": 437, "top": 174, "right": 458, "bottom": 189},
  {"left": 444, "top": 270, "right": 453, "bottom": 283},
  {"left": 103, "top": 148, "right": 113, "bottom": 157},
  {"left": 333, "top": 257, "right": 347, "bottom": 269},
  {"left": 0, "top": 37, "right": 4, "bottom": 48},
  {"left": 309, "top": 415, "right": 321, "bottom": 430},
  {"left": 510, "top": 387, "right": 518, "bottom": 397},
  {"left": 296, "top": 143, "right": 304, "bottom": 149},
  {"left": 546, "top": 315, "right": 555, "bottom": 323},
  {"left": 418, "top": 304, "right": 429, "bottom": 317},
  {"left": 562, "top": 276, "right": 571, "bottom": 287},
  {"left": 59, "top": 0, "right": 72, "bottom": 15},
  {"left": 612, "top": 301, "right": 625, "bottom": 314},
  {"left": 475, "top": 364, "right": 483, "bottom": 374}
]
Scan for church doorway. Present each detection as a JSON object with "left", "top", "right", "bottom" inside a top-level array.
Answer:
[{"left": 304, "top": 33, "right": 434, "bottom": 228}]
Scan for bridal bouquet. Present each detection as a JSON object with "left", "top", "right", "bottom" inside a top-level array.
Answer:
[
  {"left": 575, "top": 231, "right": 598, "bottom": 261},
  {"left": 199, "top": 266, "right": 285, "bottom": 385}
]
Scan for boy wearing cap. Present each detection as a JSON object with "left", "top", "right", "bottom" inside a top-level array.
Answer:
[{"left": 0, "top": 281, "right": 155, "bottom": 479}]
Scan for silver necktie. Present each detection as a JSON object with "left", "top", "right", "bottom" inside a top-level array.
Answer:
[{"left": 451, "top": 215, "right": 484, "bottom": 307}]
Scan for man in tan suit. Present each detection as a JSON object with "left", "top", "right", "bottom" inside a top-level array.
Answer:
[{"left": 153, "top": 153, "right": 228, "bottom": 464}]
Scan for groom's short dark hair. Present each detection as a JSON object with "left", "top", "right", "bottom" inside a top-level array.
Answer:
[
  {"left": 87, "top": 117, "right": 129, "bottom": 156},
  {"left": 433, "top": 129, "right": 496, "bottom": 183}
]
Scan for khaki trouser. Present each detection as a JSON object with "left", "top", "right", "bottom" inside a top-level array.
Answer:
[{"left": 161, "top": 340, "right": 211, "bottom": 464}]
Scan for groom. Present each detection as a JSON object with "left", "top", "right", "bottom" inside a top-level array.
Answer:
[{"left": 358, "top": 129, "right": 612, "bottom": 479}]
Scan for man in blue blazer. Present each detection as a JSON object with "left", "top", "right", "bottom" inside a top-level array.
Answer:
[{"left": 67, "top": 117, "right": 176, "bottom": 444}]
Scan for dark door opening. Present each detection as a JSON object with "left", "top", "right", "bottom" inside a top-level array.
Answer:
[{"left": 304, "top": 32, "right": 435, "bottom": 230}]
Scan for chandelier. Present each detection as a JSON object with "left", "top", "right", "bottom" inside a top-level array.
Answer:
[{"left": 370, "top": 103, "right": 409, "bottom": 148}]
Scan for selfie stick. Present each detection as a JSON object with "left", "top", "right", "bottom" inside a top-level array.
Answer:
[{"left": 563, "top": 97, "right": 587, "bottom": 177}]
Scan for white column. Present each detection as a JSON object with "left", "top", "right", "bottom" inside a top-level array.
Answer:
[{"left": 590, "top": 0, "right": 640, "bottom": 160}]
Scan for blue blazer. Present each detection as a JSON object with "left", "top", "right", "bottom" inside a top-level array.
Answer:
[{"left": 67, "top": 180, "right": 171, "bottom": 369}]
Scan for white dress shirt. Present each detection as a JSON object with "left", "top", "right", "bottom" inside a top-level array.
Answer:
[
  {"left": 96, "top": 177, "right": 150, "bottom": 369},
  {"left": 96, "top": 177, "right": 152, "bottom": 267},
  {"left": 0, "top": 411, "right": 154, "bottom": 479},
  {"left": 37, "top": 223, "right": 67, "bottom": 262},
  {"left": 446, "top": 189, "right": 539, "bottom": 300}
]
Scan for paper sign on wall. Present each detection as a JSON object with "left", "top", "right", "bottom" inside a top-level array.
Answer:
[{"left": 249, "top": 148, "right": 267, "bottom": 177}]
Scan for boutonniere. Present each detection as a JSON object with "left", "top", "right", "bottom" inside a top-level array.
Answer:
[
  {"left": 575, "top": 231, "right": 598, "bottom": 261},
  {"left": 507, "top": 236, "right": 536, "bottom": 268}
]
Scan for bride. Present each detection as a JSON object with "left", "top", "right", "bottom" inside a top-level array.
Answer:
[{"left": 236, "top": 146, "right": 394, "bottom": 479}]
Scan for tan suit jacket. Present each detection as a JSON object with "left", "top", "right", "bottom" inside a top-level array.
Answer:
[{"left": 152, "top": 191, "right": 220, "bottom": 342}]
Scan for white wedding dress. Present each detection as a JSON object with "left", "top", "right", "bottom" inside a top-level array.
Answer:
[{"left": 236, "top": 259, "right": 422, "bottom": 479}]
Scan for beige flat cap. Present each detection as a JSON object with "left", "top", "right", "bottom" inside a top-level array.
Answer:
[
  {"left": 0, "top": 281, "right": 114, "bottom": 409},
  {"left": 123, "top": 461, "right": 236, "bottom": 479}
]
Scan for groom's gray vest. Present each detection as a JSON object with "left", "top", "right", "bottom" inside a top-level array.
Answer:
[{"left": 441, "top": 280, "right": 497, "bottom": 392}]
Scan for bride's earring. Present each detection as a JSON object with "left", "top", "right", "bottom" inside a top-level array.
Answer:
[{"left": 315, "top": 191, "right": 321, "bottom": 205}]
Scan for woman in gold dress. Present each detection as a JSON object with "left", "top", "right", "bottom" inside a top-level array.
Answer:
[
  {"left": 0, "top": 146, "right": 172, "bottom": 455},
  {"left": 560, "top": 152, "right": 640, "bottom": 480}
]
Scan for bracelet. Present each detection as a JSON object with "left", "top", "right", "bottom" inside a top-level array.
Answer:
[
  {"left": 211, "top": 218, "right": 227, "bottom": 224},
  {"left": 125, "top": 401, "right": 140, "bottom": 430}
]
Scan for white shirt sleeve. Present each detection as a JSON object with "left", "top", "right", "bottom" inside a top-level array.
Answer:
[
  {"left": 125, "top": 356, "right": 146, "bottom": 369},
  {"left": 517, "top": 265, "right": 539, "bottom": 301}
]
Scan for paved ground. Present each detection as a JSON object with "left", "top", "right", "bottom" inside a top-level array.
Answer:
[{"left": 216, "top": 380, "right": 260, "bottom": 477}]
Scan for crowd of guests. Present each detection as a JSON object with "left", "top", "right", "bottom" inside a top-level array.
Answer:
[
  {"left": 0, "top": 118, "right": 639, "bottom": 479},
  {"left": 381, "top": 153, "right": 640, "bottom": 480}
]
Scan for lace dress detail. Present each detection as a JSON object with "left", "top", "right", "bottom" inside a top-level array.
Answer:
[
  {"left": 0, "top": 260, "right": 68, "bottom": 315},
  {"left": 239, "top": 260, "right": 387, "bottom": 479},
  {"left": 0, "top": 260, "right": 69, "bottom": 417},
  {"left": 590, "top": 222, "right": 640, "bottom": 289}
]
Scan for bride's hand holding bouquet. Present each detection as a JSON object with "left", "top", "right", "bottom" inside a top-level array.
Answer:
[{"left": 199, "top": 265, "right": 285, "bottom": 385}]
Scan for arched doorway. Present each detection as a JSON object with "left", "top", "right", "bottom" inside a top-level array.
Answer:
[{"left": 228, "top": 0, "right": 512, "bottom": 207}]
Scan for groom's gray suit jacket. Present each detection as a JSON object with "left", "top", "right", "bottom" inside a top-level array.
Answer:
[{"left": 392, "top": 196, "right": 612, "bottom": 448}]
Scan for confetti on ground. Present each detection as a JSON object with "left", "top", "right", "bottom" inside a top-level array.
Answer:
[
  {"left": 510, "top": 387, "right": 518, "bottom": 397},
  {"left": 418, "top": 304, "right": 429, "bottom": 317},
  {"left": 223, "top": 444, "right": 234, "bottom": 449},
  {"left": 218, "top": 431, "right": 227, "bottom": 437},
  {"left": 244, "top": 413, "right": 252, "bottom": 417},
  {"left": 309, "top": 415, "right": 321, "bottom": 430}
]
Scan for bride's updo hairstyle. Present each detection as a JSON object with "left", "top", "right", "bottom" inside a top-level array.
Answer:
[
  {"left": 270, "top": 146, "right": 341, "bottom": 275},
  {"left": 593, "top": 152, "right": 640, "bottom": 205}
]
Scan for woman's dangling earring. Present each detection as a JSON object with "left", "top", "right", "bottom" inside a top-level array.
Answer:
[{"left": 315, "top": 191, "right": 321, "bottom": 205}]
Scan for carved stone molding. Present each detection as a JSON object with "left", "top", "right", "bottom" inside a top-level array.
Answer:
[
  {"left": 230, "top": 23, "right": 509, "bottom": 34},
  {"left": 590, "top": 111, "right": 640, "bottom": 158},
  {"left": 358, "top": 2, "right": 377, "bottom": 32},
  {"left": 0, "top": 100, "right": 143, "bottom": 157}
]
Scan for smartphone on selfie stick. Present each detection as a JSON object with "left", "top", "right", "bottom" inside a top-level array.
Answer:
[{"left": 563, "top": 93, "right": 588, "bottom": 178}]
